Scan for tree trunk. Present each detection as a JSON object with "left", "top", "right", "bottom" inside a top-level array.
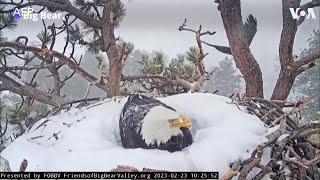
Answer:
[
  {"left": 0, "top": 74, "right": 64, "bottom": 107},
  {"left": 219, "top": 0, "right": 264, "bottom": 98},
  {"left": 104, "top": 27, "right": 122, "bottom": 97},
  {"left": 100, "top": 1, "right": 122, "bottom": 97},
  {"left": 107, "top": 45, "right": 122, "bottom": 97},
  {"left": 271, "top": 0, "right": 299, "bottom": 100},
  {"left": 271, "top": 70, "right": 297, "bottom": 100}
]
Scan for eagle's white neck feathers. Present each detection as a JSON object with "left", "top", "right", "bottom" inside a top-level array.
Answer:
[{"left": 140, "top": 106, "right": 182, "bottom": 145}]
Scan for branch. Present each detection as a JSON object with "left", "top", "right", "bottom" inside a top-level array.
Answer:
[
  {"left": 221, "top": 160, "right": 240, "bottom": 180},
  {"left": 201, "top": 40, "right": 231, "bottom": 55},
  {"left": 178, "top": 18, "right": 213, "bottom": 76},
  {"left": 111, "top": 165, "right": 166, "bottom": 172},
  {"left": 4, "top": 62, "right": 64, "bottom": 71},
  {"left": 178, "top": 18, "right": 198, "bottom": 34},
  {"left": 278, "top": 0, "right": 300, "bottom": 69},
  {"left": 300, "top": 0, "right": 320, "bottom": 10},
  {"left": 294, "top": 49, "right": 320, "bottom": 74},
  {"left": 19, "top": 159, "right": 28, "bottom": 172},
  {"left": 238, "top": 158, "right": 261, "bottom": 180},
  {"left": 122, "top": 75, "right": 168, "bottom": 81},
  {"left": 298, "top": 0, "right": 320, "bottom": 25},
  {"left": 0, "top": 41, "right": 109, "bottom": 92},
  {"left": 225, "top": 97, "right": 320, "bottom": 179},
  {"left": 214, "top": 0, "right": 263, "bottom": 98},
  {"left": 122, "top": 75, "right": 192, "bottom": 90},
  {"left": 0, "top": 115, "right": 9, "bottom": 138},
  {"left": 290, "top": 123, "right": 320, "bottom": 139},
  {"left": 0, "top": 74, "right": 63, "bottom": 107}
]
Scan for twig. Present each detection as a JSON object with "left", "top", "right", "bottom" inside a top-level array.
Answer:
[
  {"left": 19, "top": 159, "right": 28, "bottom": 172},
  {"left": 221, "top": 160, "right": 240, "bottom": 180}
]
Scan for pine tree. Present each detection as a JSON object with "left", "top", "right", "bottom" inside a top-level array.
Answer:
[
  {"left": 203, "top": 57, "right": 242, "bottom": 97},
  {"left": 164, "top": 54, "right": 195, "bottom": 81},
  {"left": 291, "top": 30, "right": 320, "bottom": 122},
  {"left": 137, "top": 48, "right": 199, "bottom": 95},
  {"left": 139, "top": 51, "right": 166, "bottom": 75},
  {"left": 6, "top": 99, "right": 49, "bottom": 137}
]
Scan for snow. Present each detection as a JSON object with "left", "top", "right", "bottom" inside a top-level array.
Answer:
[
  {"left": 1, "top": 93, "right": 268, "bottom": 175},
  {"left": 277, "top": 134, "right": 289, "bottom": 142},
  {"left": 0, "top": 90, "right": 10, "bottom": 97}
]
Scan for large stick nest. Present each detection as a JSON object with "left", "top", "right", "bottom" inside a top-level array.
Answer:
[
  {"left": 3, "top": 95, "right": 318, "bottom": 179},
  {"left": 110, "top": 95, "right": 319, "bottom": 179},
  {"left": 222, "top": 96, "right": 320, "bottom": 180}
]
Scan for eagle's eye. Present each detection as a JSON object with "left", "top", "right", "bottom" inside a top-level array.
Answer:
[{"left": 169, "top": 116, "right": 192, "bottom": 128}]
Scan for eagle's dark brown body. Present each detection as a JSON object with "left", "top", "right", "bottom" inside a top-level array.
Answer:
[{"left": 119, "top": 94, "right": 192, "bottom": 152}]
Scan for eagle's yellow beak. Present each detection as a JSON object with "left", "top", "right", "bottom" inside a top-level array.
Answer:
[{"left": 169, "top": 116, "right": 192, "bottom": 128}]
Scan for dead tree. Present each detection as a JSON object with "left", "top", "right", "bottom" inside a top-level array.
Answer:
[
  {"left": 122, "top": 19, "right": 216, "bottom": 96},
  {"left": 205, "top": 0, "right": 320, "bottom": 100}
]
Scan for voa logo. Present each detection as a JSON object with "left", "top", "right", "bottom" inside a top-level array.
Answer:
[{"left": 289, "top": 8, "right": 316, "bottom": 19}]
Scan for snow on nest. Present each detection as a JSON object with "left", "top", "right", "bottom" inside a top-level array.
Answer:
[{"left": 1, "top": 93, "right": 268, "bottom": 174}]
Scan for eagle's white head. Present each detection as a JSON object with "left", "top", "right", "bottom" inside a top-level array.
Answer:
[{"left": 140, "top": 105, "right": 192, "bottom": 146}]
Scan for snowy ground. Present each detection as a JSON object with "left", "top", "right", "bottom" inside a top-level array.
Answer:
[{"left": 1, "top": 93, "right": 268, "bottom": 175}]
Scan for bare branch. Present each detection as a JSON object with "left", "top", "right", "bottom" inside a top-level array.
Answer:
[
  {"left": 19, "top": 159, "right": 28, "bottom": 172},
  {"left": 221, "top": 160, "right": 240, "bottom": 180},
  {"left": 300, "top": 0, "right": 320, "bottom": 10},
  {"left": 178, "top": 18, "right": 213, "bottom": 76},
  {"left": 0, "top": 115, "right": 9, "bottom": 139},
  {"left": 5, "top": 62, "right": 64, "bottom": 71},
  {"left": 0, "top": 41, "right": 109, "bottom": 92},
  {"left": 294, "top": 49, "right": 320, "bottom": 74},
  {"left": 0, "top": 74, "right": 63, "bottom": 107}
]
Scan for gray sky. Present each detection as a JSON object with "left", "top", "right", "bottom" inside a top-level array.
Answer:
[
  {"left": 118, "top": 0, "right": 319, "bottom": 97},
  {"left": 3, "top": 0, "right": 320, "bottom": 98}
]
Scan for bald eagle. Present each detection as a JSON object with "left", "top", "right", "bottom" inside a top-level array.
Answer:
[{"left": 119, "top": 94, "right": 193, "bottom": 152}]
